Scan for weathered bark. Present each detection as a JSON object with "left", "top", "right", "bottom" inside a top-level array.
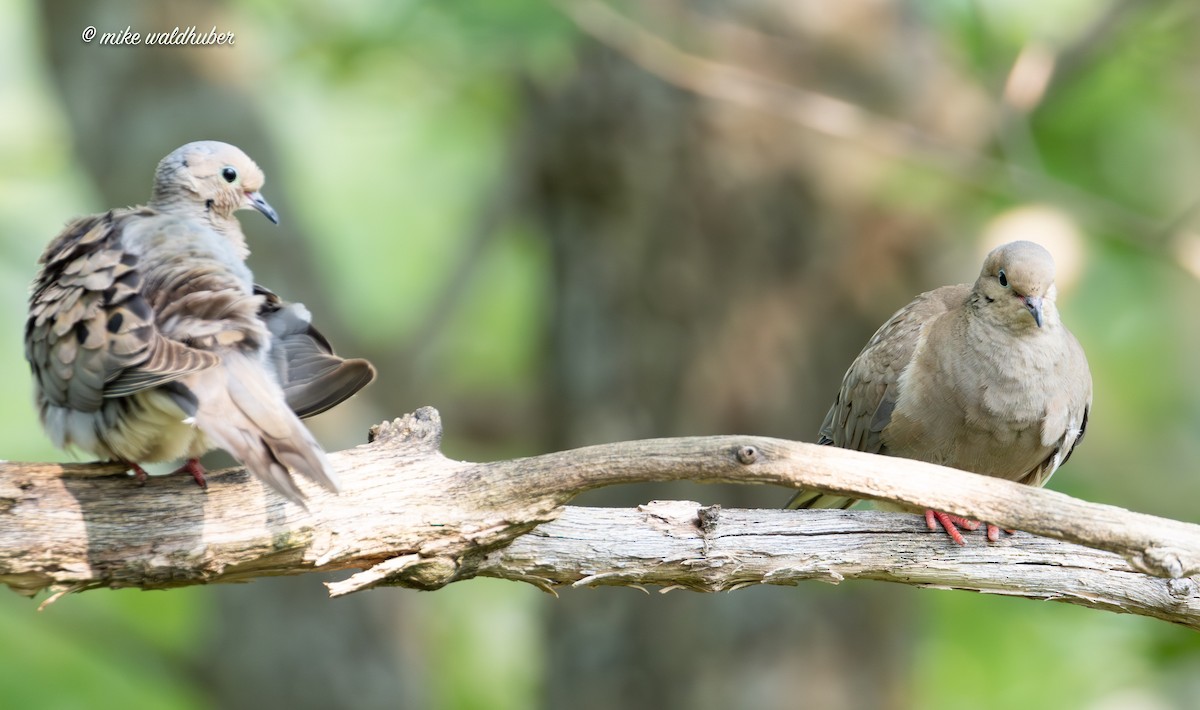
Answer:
[
  {"left": 482, "top": 503, "right": 1200, "bottom": 630},
  {"left": 3, "top": 407, "right": 1198, "bottom": 630}
]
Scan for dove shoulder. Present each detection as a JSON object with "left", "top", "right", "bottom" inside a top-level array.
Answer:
[
  {"left": 120, "top": 212, "right": 267, "bottom": 347},
  {"left": 818, "top": 283, "right": 970, "bottom": 454},
  {"left": 25, "top": 209, "right": 220, "bottom": 415}
]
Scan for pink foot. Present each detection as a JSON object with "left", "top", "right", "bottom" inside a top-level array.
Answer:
[
  {"left": 924, "top": 509, "right": 980, "bottom": 545},
  {"left": 124, "top": 461, "right": 150, "bottom": 485},
  {"left": 925, "top": 510, "right": 1013, "bottom": 544},
  {"left": 171, "top": 458, "right": 208, "bottom": 489}
]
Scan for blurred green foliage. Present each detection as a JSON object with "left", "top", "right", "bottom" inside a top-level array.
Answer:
[{"left": 0, "top": 589, "right": 207, "bottom": 710}]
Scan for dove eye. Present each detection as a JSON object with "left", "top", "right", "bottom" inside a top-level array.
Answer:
[
  {"left": 998, "top": 269, "right": 1009, "bottom": 288},
  {"left": 221, "top": 167, "right": 238, "bottom": 183}
]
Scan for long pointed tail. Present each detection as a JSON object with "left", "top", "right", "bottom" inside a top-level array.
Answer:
[
  {"left": 785, "top": 436, "right": 859, "bottom": 510},
  {"left": 256, "top": 287, "right": 376, "bottom": 418},
  {"left": 194, "top": 352, "right": 338, "bottom": 505}
]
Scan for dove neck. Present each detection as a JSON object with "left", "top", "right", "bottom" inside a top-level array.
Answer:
[{"left": 148, "top": 194, "right": 249, "bottom": 258}]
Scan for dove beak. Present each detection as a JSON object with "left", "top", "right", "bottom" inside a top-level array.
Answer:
[
  {"left": 1023, "top": 295, "right": 1044, "bottom": 328},
  {"left": 247, "top": 191, "right": 279, "bottom": 224}
]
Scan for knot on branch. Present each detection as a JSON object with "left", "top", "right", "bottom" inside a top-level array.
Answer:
[
  {"left": 735, "top": 445, "right": 760, "bottom": 465},
  {"left": 368, "top": 406, "right": 444, "bottom": 453},
  {"left": 1167, "top": 578, "right": 1197, "bottom": 600},
  {"left": 697, "top": 504, "right": 721, "bottom": 534},
  {"left": 1133, "top": 546, "right": 1188, "bottom": 579}
]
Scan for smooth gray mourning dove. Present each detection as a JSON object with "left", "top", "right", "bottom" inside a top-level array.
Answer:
[
  {"left": 25, "top": 141, "right": 375, "bottom": 505},
  {"left": 787, "top": 241, "right": 1092, "bottom": 543}
]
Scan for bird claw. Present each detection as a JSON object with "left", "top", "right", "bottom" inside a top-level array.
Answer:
[
  {"left": 925, "top": 510, "right": 1013, "bottom": 544},
  {"left": 985, "top": 523, "right": 1016, "bottom": 543},
  {"left": 925, "top": 509, "right": 974, "bottom": 545},
  {"left": 124, "top": 461, "right": 150, "bottom": 485},
  {"left": 171, "top": 458, "right": 208, "bottom": 489}
]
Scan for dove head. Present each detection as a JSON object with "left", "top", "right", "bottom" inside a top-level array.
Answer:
[
  {"left": 974, "top": 240, "right": 1058, "bottom": 330},
  {"left": 150, "top": 141, "right": 279, "bottom": 226}
]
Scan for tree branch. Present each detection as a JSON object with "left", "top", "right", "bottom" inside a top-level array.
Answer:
[
  {"left": 476, "top": 502, "right": 1200, "bottom": 630},
  {"left": 2, "top": 407, "right": 1199, "bottom": 630}
]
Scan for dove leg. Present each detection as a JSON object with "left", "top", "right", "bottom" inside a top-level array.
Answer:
[
  {"left": 925, "top": 510, "right": 1015, "bottom": 544},
  {"left": 123, "top": 461, "right": 150, "bottom": 485},
  {"left": 172, "top": 459, "right": 209, "bottom": 489},
  {"left": 924, "top": 510, "right": 981, "bottom": 545}
]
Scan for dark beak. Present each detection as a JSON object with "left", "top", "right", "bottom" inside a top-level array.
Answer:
[
  {"left": 1023, "top": 295, "right": 1044, "bottom": 328},
  {"left": 247, "top": 191, "right": 279, "bottom": 224}
]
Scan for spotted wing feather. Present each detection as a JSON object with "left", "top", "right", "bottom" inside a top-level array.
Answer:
[{"left": 25, "top": 210, "right": 219, "bottom": 413}]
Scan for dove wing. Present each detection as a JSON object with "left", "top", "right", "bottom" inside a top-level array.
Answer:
[
  {"left": 25, "top": 210, "right": 219, "bottom": 413},
  {"left": 254, "top": 285, "right": 376, "bottom": 419},
  {"left": 787, "top": 285, "right": 968, "bottom": 509}
]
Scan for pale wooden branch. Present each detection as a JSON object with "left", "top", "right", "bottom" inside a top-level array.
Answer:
[
  {"left": 478, "top": 503, "right": 1200, "bottom": 630},
  {"left": 2, "top": 407, "right": 1199, "bottom": 630}
]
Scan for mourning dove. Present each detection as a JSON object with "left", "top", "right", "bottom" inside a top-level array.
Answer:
[
  {"left": 787, "top": 241, "right": 1092, "bottom": 543},
  {"left": 25, "top": 141, "right": 375, "bottom": 505}
]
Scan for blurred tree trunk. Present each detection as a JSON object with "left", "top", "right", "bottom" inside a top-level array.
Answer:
[
  {"left": 36, "top": 1, "right": 989, "bottom": 707},
  {"left": 36, "top": 3, "right": 416, "bottom": 708},
  {"left": 522, "top": 7, "right": 961, "bottom": 705}
]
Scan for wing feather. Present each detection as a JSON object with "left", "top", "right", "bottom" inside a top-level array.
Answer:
[
  {"left": 788, "top": 285, "right": 967, "bottom": 509},
  {"left": 25, "top": 210, "right": 219, "bottom": 412}
]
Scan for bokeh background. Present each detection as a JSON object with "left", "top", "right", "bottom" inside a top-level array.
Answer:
[{"left": 3, "top": 0, "right": 1200, "bottom": 708}]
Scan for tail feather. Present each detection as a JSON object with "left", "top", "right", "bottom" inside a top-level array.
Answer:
[
  {"left": 256, "top": 286, "right": 376, "bottom": 418},
  {"left": 194, "top": 352, "right": 339, "bottom": 504},
  {"left": 785, "top": 490, "right": 858, "bottom": 510},
  {"left": 223, "top": 425, "right": 308, "bottom": 505},
  {"left": 785, "top": 436, "right": 859, "bottom": 510}
]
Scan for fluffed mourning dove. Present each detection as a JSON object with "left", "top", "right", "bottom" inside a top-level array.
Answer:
[
  {"left": 25, "top": 141, "right": 375, "bottom": 505},
  {"left": 787, "top": 241, "right": 1092, "bottom": 543}
]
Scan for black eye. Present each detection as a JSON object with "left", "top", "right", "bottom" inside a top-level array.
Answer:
[
  {"left": 998, "top": 269, "right": 1009, "bottom": 288},
  {"left": 221, "top": 167, "right": 238, "bottom": 183}
]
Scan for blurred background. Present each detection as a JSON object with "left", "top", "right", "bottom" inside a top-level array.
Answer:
[{"left": 3, "top": 0, "right": 1200, "bottom": 707}]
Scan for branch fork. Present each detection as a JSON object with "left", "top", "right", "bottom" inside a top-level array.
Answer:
[{"left": 2, "top": 407, "right": 1199, "bottom": 630}]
